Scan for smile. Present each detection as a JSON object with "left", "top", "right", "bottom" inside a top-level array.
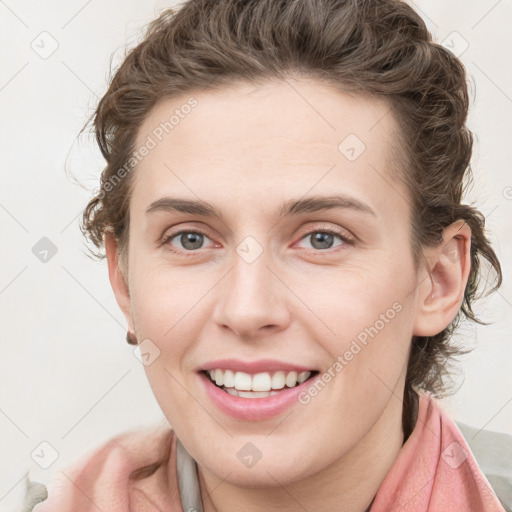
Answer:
[
  {"left": 204, "top": 369, "right": 314, "bottom": 397},
  {"left": 197, "top": 361, "right": 320, "bottom": 421}
]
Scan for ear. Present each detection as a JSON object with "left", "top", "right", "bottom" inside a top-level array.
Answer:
[
  {"left": 413, "top": 219, "right": 472, "bottom": 337},
  {"left": 105, "top": 232, "right": 134, "bottom": 332}
]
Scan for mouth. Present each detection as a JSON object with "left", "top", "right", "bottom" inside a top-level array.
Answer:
[
  {"left": 196, "top": 359, "right": 322, "bottom": 420},
  {"left": 201, "top": 368, "right": 320, "bottom": 398}
]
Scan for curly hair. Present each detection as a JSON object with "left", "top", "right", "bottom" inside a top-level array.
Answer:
[{"left": 80, "top": 0, "right": 502, "bottom": 440}]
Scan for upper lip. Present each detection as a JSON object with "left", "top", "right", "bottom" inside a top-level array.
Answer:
[{"left": 198, "top": 358, "right": 316, "bottom": 374}]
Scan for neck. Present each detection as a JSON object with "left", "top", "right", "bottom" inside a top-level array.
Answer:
[{"left": 198, "top": 393, "right": 406, "bottom": 512}]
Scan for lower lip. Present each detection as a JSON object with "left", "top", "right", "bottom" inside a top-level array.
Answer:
[{"left": 198, "top": 372, "right": 317, "bottom": 421}]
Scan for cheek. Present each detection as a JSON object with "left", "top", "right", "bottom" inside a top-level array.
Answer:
[
  {"left": 293, "top": 258, "right": 411, "bottom": 334},
  {"left": 131, "top": 270, "right": 204, "bottom": 423},
  {"left": 300, "top": 260, "right": 415, "bottom": 387},
  {"left": 128, "top": 276, "right": 201, "bottom": 423},
  {"left": 129, "top": 261, "right": 211, "bottom": 336}
]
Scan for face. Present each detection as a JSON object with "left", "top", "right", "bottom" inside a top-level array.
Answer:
[{"left": 114, "top": 78, "right": 428, "bottom": 486}]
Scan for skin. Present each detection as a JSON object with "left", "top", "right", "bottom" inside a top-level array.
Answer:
[{"left": 105, "top": 78, "right": 471, "bottom": 512}]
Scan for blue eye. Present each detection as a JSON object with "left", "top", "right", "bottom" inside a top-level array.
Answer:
[
  {"left": 297, "top": 229, "right": 353, "bottom": 251},
  {"left": 163, "top": 230, "right": 213, "bottom": 252},
  {"left": 161, "top": 227, "right": 354, "bottom": 256}
]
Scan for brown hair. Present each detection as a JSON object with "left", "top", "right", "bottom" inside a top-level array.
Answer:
[{"left": 80, "top": 0, "right": 502, "bottom": 440}]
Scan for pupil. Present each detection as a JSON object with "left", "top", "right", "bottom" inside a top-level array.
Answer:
[
  {"left": 182, "top": 232, "right": 203, "bottom": 250},
  {"left": 311, "top": 232, "right": 333, "bottom": 250}
]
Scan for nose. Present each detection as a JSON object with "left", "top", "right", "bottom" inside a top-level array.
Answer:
[{"left": 212, "top": 248, "right": 291, "bottom": 340}]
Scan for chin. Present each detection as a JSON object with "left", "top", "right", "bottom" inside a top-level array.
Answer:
[{"left": 197, "top": 440, "right": 326, "bottom": 489}]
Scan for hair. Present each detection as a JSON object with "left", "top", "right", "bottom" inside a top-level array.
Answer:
[{"left": 80, "top": 0, "right": 502, "bottom": 442}]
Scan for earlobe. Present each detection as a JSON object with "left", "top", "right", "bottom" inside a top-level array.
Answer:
[
  {"left": 105, "top": 232, "right": 134, "bottom": 331},
  {"left": 413, "top": 220, "right": 471, "bottom": 337}
]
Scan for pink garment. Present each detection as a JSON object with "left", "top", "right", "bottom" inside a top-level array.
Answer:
[
  {"left": 370, "top": 392, "right": 505, "bottom": 511},
  {"left": 32, "top": 392, "right": 505, "bottom": 511},
  {"left": 32, "top": 421, "right": 182, "bottom": 512}
]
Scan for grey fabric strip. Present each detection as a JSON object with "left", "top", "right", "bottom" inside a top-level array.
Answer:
[
  {"left": 456, "top": 421, "right": 512, "bottom": 512},
  {"left": 176, "top": 437, "right": 204, "bottom": 512},
  {"left": 19, "top": 474, "right": 48, "bottom": 512}
]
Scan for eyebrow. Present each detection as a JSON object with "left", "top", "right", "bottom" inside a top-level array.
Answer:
[{"left": 145, "top": 194, "right": 377, "bottom": 219}]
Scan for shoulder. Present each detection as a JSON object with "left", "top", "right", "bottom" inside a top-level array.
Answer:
[
  {"left": 22, "top": 421, "right": 176, "bottom": 512},
  {"left": 455, "top": 420, "right": 512, "bottom": 512},
  {"left": 424, "top": 393, "right": 511, "bottom": 511},
  {"left": 371, "top": 391, "right": 508, "bottom": 511}
]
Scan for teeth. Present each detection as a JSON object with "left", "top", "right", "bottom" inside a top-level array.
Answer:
[
  {"left": 252, "top": 372, "right": 272, "bottom": 391},
  {"left": 234, "top": 371, "right": 252, "bottom": 390},
  {"left": 223, "top": 369, "right": 235, "bottom": 388},
  {"left": 297, "top": 371, "right": 310, "bottom": 383},
  {"left": 271, "top": 371, "right": 286, "bottom": 390},
  {"left": 214, "top": 369, "right": 224, "bottom": 386},
  {"left": 285, "top": 371, "right": 298, "bottom": 388},
  {"left": 206, "top": 369, "right": 312, "bottom": 391},
  {"left": 226, "top": 388, "right": 280, "bottom": 398}
]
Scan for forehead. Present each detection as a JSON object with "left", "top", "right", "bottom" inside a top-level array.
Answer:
[{"left": 131, "top": 78, "right": 407, "bottom": 218}]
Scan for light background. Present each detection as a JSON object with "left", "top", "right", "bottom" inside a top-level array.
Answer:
[{"left": 1, "top": 0, "right": 511, "bottom": 510}]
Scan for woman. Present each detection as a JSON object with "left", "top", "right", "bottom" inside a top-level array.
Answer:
[{"left": 26, "top": 0, "right": 507, "bottom": 510}]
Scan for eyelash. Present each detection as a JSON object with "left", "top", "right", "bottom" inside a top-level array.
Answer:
[{"left": 160, "top": 226, "right": 355, "bottom": 256}]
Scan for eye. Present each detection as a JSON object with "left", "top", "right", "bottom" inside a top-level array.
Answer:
[
  {"left": 296, "top": 228, "right": 354, "bottom": 251},
  {"left": 161, "top": 227, "right": 354, "bottom": 255},
  {"left": 162, "top": 230, "right": 215, "bottom": 253}
]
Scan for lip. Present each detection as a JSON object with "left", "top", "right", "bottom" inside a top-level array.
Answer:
[
  {"left": 198, "top": 370, "right": 319, "bottom": 421},
  {"left": 198, "top": 358, "right": 316, "bottom": 374}
]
